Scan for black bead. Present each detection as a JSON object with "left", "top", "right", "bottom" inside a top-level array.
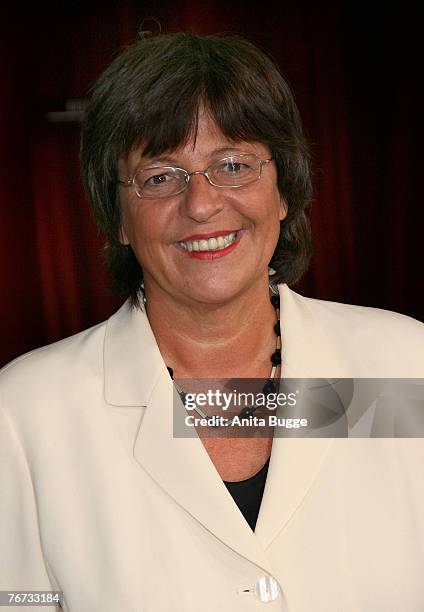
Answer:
[
  {"left": 263, "top": 379, "right": 276, "bottom": 395},
  {"left": 270, "top": 295, "right": 280, "bottom": 309},
  {"left": 274, "top": 321, "right": 281, "bottom": 336},
  {"left": 167, "top": 366, "right": 174, "bottom": 379},
  {"left": 271, "top": 349, "right": 282, "bottom": 366},
  {"left": 240, "top": 406, "right": 255, "bottom": 418}
]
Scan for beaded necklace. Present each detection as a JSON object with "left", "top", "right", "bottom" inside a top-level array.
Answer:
[{"left": 167, "top": 293, "right": 281, "bottom": 426}]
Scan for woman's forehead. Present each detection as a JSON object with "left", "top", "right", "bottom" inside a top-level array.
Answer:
[
  {"left": 123, "top": 110, "right": 270, "bottom": 167},
  {"left": 131, "top": 145, "right": 271, "bottom": 173},
  {"left": 125, "top": 144, "right": 270, "bottom": 173}
]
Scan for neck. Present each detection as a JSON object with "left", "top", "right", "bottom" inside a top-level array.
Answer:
[{"left": 143, "top": 277, "right": 279, "bottom": 379}]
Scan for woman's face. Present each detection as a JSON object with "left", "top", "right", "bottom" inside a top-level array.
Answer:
[{"left": 118, "top": 112, "right": 286, "bottom": 307}]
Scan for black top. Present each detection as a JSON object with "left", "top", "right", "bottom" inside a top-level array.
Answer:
[{"left": 223, "top": 458, "right": 270, "bottom": 531}]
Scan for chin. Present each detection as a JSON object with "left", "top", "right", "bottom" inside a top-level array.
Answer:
[{"left": 180, "top": 276, "right": 255, "bottom": 306}]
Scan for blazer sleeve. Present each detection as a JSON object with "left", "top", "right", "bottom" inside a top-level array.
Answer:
[{"left": 0, "top": 404, "right": 60, "bottom": 611}]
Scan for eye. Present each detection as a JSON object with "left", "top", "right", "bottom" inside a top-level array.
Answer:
[
  {"left": 216, "top": 161, "right": 250, "bottom": 174},
  {"left": 144, "top": 172, "right": 179, "bottom": 187}
]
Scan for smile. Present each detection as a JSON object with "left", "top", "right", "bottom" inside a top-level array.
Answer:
[{"left": 179, "top": 231, "right": 238, "bottom": 252}]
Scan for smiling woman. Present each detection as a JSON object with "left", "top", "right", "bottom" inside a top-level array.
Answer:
[{"left": 1, "top": 30, "right": 424, "bottom": 612}]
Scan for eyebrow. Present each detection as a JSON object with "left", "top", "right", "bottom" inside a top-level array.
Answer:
[{"left": 140, "top": 146, "right": 252, "bottom": 167}]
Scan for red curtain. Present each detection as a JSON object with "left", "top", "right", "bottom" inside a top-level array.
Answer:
[{"left": 1, "top": 1, "right": 422, "bottom": 367}]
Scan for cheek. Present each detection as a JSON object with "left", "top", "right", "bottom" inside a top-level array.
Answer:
[
  {"left": 121, "top": 203, "right": 173, "bottom": 256},
  {"left": 248, "top": 192, "right": 283, "bottom": 228},
  {"left": 121, "top": 202, "right": 150, "bottom": 240}
]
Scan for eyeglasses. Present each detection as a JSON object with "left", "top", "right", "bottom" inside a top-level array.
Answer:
[{"left": 118, "top": 153, "right": 273, "bottom": 199}]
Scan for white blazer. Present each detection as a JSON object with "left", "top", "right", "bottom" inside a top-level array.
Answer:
[{"left": 1, "top": 284, "right": 424, "bottom": 611}]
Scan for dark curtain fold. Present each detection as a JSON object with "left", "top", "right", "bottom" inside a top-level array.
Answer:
[{"left": 1, "top": 1, "right": 422, "bottom": 367}]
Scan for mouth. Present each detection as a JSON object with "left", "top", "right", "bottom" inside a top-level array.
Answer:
[
  {"left": 178, "top": 230, "right": 240, "bottom": 252},
  {"left": 174, "top": 229, "right": 243, "bottom": 260}
]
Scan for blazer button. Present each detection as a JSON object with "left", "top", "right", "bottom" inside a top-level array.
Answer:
[{"left": 255, "top": 575, "right": 281, "bottom": 602}]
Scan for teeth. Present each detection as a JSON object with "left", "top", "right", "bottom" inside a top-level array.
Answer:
[{"left": 180, "top": 232, "right": 238, "bottom": 252}]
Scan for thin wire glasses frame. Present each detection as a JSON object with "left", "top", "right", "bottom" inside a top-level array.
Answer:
[{"left": 117, "top": 153, "right": 273, "bottom": 200}]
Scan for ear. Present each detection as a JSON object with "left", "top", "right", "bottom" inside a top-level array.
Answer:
[
  {"left": 119, "top": 226, "right": 130, "bottom": 246},
  {"left": 279, "top": 196, "right": 288, "bottom": 222}
]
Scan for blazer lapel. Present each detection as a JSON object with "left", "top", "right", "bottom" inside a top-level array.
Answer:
[{"left": 134, "top": 369, "right": 276, "bottom": 572}]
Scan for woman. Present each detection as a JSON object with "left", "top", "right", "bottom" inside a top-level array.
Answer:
[{"left": 1, "top": 32, "right": 424, "bottom": 612}]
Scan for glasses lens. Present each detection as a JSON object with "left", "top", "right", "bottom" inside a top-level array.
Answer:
[
  {"left": 209, "top": 154, "right": 260, "bottom": 187},
  {"left": 134, "top": 167, "right": 187, "bottom": 199}
]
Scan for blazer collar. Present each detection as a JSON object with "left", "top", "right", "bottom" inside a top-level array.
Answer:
[
  {"left": 103, "top": 284, "right": 347, "bottom": 569},
  {"left": 103, "top": 298, "right": 165, "bottom": 407},
  {"left": 278, "top": 284, "right": 352, "bottom": 378}
]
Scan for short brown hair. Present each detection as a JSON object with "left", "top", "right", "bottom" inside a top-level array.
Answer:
[{"left": 80, "top": 31, "right": 312, "bottom": 308}]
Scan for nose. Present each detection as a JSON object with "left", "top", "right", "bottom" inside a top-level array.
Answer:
[{"left": 180, "top": 172, "right": 225, "bottom": 223}]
